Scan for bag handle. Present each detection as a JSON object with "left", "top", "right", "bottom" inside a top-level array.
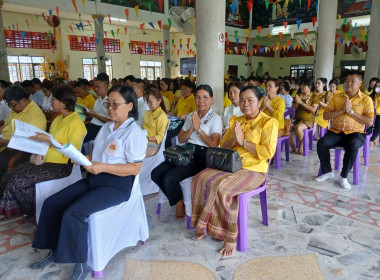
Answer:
[{"left": 210, "top": 153, "right": 227, "bottom": 169}]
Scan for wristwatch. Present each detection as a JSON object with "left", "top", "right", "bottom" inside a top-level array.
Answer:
[
  {"left": 197, "top": 128, "right": 202, "bottom": 135},
  {"left": 350, "top": 109, "right": 354, "bottom": 115},
  {"left": 242, "top": 139, "right": 247, "bottom": 148}
]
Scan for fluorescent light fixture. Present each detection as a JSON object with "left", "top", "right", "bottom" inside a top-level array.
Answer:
[
  {"left": 110, "top": 17, "right": 127, "bottom": 23},
  {"left": 271, "top": 26, "right": 290, "bottom": 35}
]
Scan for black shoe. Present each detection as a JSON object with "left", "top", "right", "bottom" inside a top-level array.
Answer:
[
  {"left": 70, "top": 262, "right": 91, "bottom": 280},
  {"left": 30, "top": 250, "right": 55, "bottom": 269}
]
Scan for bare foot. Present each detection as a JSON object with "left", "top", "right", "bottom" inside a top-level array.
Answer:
[
  {"left": 370, "top": 141, "right": 376, "bottom": 146},
  {"left": 174, "top": 200, "right": 186, "bottom": 219},
  {"left": 195, "top": 231, "right": 206, "bottom": 240},
  {"left": 218, "top": 242, "right": 236, "bottom": 256},
  {"left": 297, "top": 149, "right": 303, "bottom": 155}
]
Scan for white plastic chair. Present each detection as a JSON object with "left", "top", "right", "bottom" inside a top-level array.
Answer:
[
  {"left": 139, "top": 129, "right": 168, "bottom": 196},
  {"left": 87, "top": 174, "right": 149, "bottom": 278}
]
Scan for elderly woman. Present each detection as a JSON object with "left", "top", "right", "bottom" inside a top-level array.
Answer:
[
  {"left": 314, "top": 78, "right": 332, "bottom": 138},
  {"left": 289, "top": 78, "right": 319, "bottom": 155},
  {"left": 152, "top": 85, "right": 222, "bottom": 219},
  {"left": 262, "top": 79, "right": 285, "bottom": 137},
  {"left": 30, "top": 85, "right": 147, "bottom": 280},
  {"left": 191, "top": 86, "right": 278, "bottom": 256},
  {"left": 223, "top": 81, "right": 244, "bottom": 133},
  {"left": 0, "top": 85, "right": 86, "bottom": 217}
]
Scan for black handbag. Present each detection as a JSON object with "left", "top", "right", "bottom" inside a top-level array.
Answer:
[
  {"left": 206, "top": 147, "right": 242, "bottom": 173},
  {"left": 164, "top": 144, "right": 195, "bottom": 167}
]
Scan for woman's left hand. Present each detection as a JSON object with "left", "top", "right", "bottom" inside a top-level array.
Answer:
[
  {"left": 192, "top": 111, "right": 201, "bottom": 131},
  {"left": 29, "top": 132, "right": 51, "bottom": 143},
  {"left": 84, "top": 162, "right": 104, "bottom": 175},
  {"left": 295, "top": 95, "right": 302, "bottom": 104},
  {"left": 234, "top": 122, "right": 245, "bottom": 146}
]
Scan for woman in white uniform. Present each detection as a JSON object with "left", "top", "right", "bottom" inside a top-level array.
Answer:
[{"left": 30, "top": 85, "right": 147, "bottom": 280}]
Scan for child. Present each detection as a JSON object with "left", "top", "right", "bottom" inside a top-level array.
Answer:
[{"left": 143, "top": 87, "right": 169, "bottom": 157}]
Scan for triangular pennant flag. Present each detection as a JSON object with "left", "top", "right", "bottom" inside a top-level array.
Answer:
[
  {"left": 256, "top": 35, "right": 261, "bottom": 40},
  {"left": 172, "top": 39, "right": 175, "bottom": 46},
  {"left": 165, "top": 40, "right": 168, "bottom": 46},
  {"left": 311, "top": 17, "right": 317, "bottom": 28},
  {"left": 234, "top": 46, "right": 238, "bottom": 54},
  {"left": 20, "top": 31, "right": 25, "bottom": 39},
  {"left": 187, "top": 38, "right": 190, "bottom": 44},
  {"left": 26, "top": 20, "right": 30, "bottom": 29},
  {"left": 158, "top": 20, "right": 162, "bottom": 30},
  {"left": 247, "top": 0, "right": 253, "bottom": 13},
  {"left": 344, "top": 18, "right": 347, "bottom": 25},
  {"left": 168, "top": 18, "right": 172, "bottom": 28},
  {"left": 226, "top": 39, "right": 229, "bottom": 46},
  {"left": 257, "top": 26, "right": 262, "bottom": 35},
  {"left": 72, "top": 0, "right": 78, "bottom": 13},
  {"left": 179, "top": 38, "right": 183, "bottom": 45},
  {"left": 180, "top": 44, "right": 182, "bottom": 49},
  {"left": 16, "top": 23, "right": 19, "bottom": 32},
  {"left": 82, "top": 0, "right": 85, "bottom": 7},
  {"left": 276, "top": 42, "right": 281, "bottom": 48},
  {"left": 140, "top": 23, "right": 144, "bottom": 32},
  {"left": 186, "top": 43, "right": 189, "bottom": 49},
  {"left": 49, "top": 9, "right": 53, "bottom": 16},
  {"left": 245, "top": 28, "right": 249, "bottom": 37},
  {"left": 108, "top": 14, "right": 111, "bottom": 25},
  {"left": 335, "top": 33, "right": 339, "bottom": 41},
  {"left": 235, "top": 37, "right": 239, "bottom": 44},
  {"left": 177, "top": 49, "right": 180, "bottom": 56},
  {"left": 279, "top": 32, "right": 283, "bottom": 40},
  {"left": 135, "top": 5, "right": 139, "bottom": 18},
  {"left": 230, "top": 4, "right": 236, "bottom": 15},
  {"left": 296, "top": 19, "right": 302, "bottom": 30},
  {"left": 147, "top": 1, "right": 152, "bottom": 14},
  {"left": 128, "top": 42, "right": 131, "bottom": 49},
  {"left": 338, "top": 14, "right": 341, "bottom": 24},
  {"left": 303, "top": 28, "right": 308, "bottom": 37},
  {"left": 290, "top": 30, "right": 294, "bottom": 39},
  {"left": 234, "top": 30, "right": 238, "bottom": 38},
  {"left": 124, "top": 27, "right": 127, "bottom": 34},
  {"left": 283, "top": 21, "right": 288, "bottom": 29},
  {"left": 287, "top": 40, "right": 291, "bottom": 47},
  {"left": 174, "top": 0, "right": 178, "bottom": 6},
  {"left": 173, "top": 44, "right": 176, "bottom": 49},
  {"left": 125, "top": 9, "right": 129, "bottom": 20},
  {"left": 56, "top": 7, "right": 60, "bottom": 16},
  {"left": 69, "top": 25, "right": 74, "bottom": 33},
  {"left": 42, "top": 13, "right": 46, "bottom": 21},
  {"left": 265, "top": 0, "right": 269, "bottom": 10},
  {"left": 194, "top": 43, "right": 196, "bottom": 47},
  {"left": 351, "top": 36, "right": 356, "bottom": 44},
  {"left": 111, "top": 30, "right": 115, "bottom": 37},
  {"left": 158, "top": 0, "right": 163, "bottom": 11},
  {"left": 121, "top": 42, "right": 124, "bottom": 48},
  {"left": 267, "top": 33, "right": 272, "bottom": 39},
  {"left": 149, "top": 22, "right": 155, "bottom": 29},
  {"left": 307, "top": 0, "right": 311, "bottom": 10},
  {"left": 315, "top": 2, "right": 318, "bottom": 14},
  {"left": 246, "top": 37, "right": 249, "bottom": 43},
  {"left": 339, "top": 38, "right": 344, "bottom": 45},
  {"left": 87, "top": 20, "right": 92, "bottom": 29}
]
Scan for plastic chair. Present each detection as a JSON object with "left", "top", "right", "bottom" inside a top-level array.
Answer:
[
  {"left": 87, "top": 174, "right": 149, "bottom": 278},
  {"left": 156, "top": 177, "right": 193, "bottom": 229},
  {"left": 296, "top": 108, "right": 318, "bottom": 156},
  {"left": 237, "top": 160, "right": 271, "bottom": 252},
  {"left": 314, "top": 125, "right": 328, "bottom": 140},
  {"left": 274, "top": 107, "right": 295, "bottom": 169},
  {"left": 362, "top": 109, "right": 376, "bottom": 167}
]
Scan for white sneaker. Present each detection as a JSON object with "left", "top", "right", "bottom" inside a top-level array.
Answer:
[
  {"left": 315, "top": 172, "right": 334, "bottom": 182},
  {"left": 339, "top": 176, "right": 351, "bottom": 190}
]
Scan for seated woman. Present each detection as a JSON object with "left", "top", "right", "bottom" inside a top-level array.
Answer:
[
  {"left": 262, "top": 79, "right": 285, "bottom": 138},
  {"left": 328, "top": 79, "right": 340, "bottom": 95},
  {"left": 314, "top": 78, "right": 332, "bottom": 139},
  {"left": 289, "top": 78, "right": 319, "bottom": 155},
  {"left": 370, "top": 80, "right": 380, "bottom": 146},
  {"left": 142, "top": 87, "right": 169, "bottom": 156},
  {"left": 278, "top": 81, "right": 293, "bottom": 136},
  {"left": 0, "top": 85, "right": 86, "bottom": 218},
  {"left": 151, "top": 85, "right": 222, "bottom": 219},
  {"left": 223, "top": 81, "right": 244, "bottom": 134},
  {"left": 364, "top": 77, "right": 379, "bottom": 96},
  {"left": 160, "top": 78, "right": 175, "bottom": 112},
  {"left": 30, "top": 85, "right": 147, "bottom": 280},
  {"left": 191, "top": 86, "right": 278, "bottom": 256}
]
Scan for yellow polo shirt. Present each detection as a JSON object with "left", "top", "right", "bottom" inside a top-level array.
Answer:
[
  {"left": 325, "top": 90, "right": 374, "bottom": 134},
  {"left": 262, "top": 95, "right": 285, "bottom": 130},
  {"left": 77, "top": 93, "right": 96, "bottom": 110},
  {"left": 220, "top": 112, "right": 278, "bottom": 173},
  {"left": 44, "top": 112, "right": 86, "bottom": 164},
  {"left": 175, "top": 94, "right": 196, "bottom": 117},
  {"left": 315, "top": 91, "right": 333, "bottom": 129},
  {"left": 161, "top": 91, "right": 175, "bottom": 110},
  {"left": 162, "top": 96, "right": 170, "bottom": 112},
  {"left": 224, "top": 92, "right": 232, "bottom": 108},
  {"left": 142, "top": 107, "right": 169, "bottom": 144},
  {"left": 294, "top": 93, "right": 319, "bottom": 125},
  {"left": 1, "top": 101, "right": 46, "bottom": 152}
]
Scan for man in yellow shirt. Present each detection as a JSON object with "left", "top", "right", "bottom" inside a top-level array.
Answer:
[
  {"left": 316, "top": 71, "right": 374, "bottom": 189},
  {"left": 187, "top": 71, "right": 195, "bottom": 82},
  {"left": 0, "top": 86, "right": 46, "bottom": 179},
  {"left": 76, "top": 79, "right": 96, "bottom": 110}
]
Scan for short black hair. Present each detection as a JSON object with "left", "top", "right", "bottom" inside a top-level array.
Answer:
[
  {"left": 96, "top": 72, "right": 109, "bottom": 83},
  {"left": 181, "top": 79, "right": 196, "bottom": 93},
  {"left": 132, "top": 78, "right": 145, "bottom": 88},
  {"left": 0, "top": 80, "right": 9, "bottom": 89},
  {"left": 195, "top": 84, "right": 213, "bottom": 97},
  {"left": 300, "top": 78, "right": 314, "bottom": 88},
  {"left": 108, "top": 85, "right": 138, "bottom": 120},
  {"left": 111, "top": 78, "right": 117, "bottom": 82},
  {"left": 77, "top": 79, "right": 90, "bottom": 88},
  {"left": 280, "top": 81, "right": 290, "bottom": 92},
  {"left": 123, "top": 75, "right": 135, "bottom": 84},
  {"left": 240, "top": 86, "right": 264, "bottom": 101},
  {"left": 32, "top": 78, "right": 42, "bottom": 85},
  {"left": 21, "top": 80, "right": 34, "bottom": 88},
  {"left": 346, "top": 70, "right": 363, "bottom": 81},
  {"left": 329, "top": 79, "right": 339, "bottom": 87},
  {"left": 161, "top": 78, "right": 171, "bottom": 88},
  {"left": 52, "top": 85, "right": 77, "bottom": 112},
  {"left": 3, "top": 85, "right": 28, "bottom": 103}
]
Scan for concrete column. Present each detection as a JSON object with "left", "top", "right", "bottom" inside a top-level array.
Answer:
[
  {"left": 196, "top": 0, "right": 225, "bottom": 116},
  {"left": 364, "top": 0, "right": 380, "bottom": 86},
  {"left": 163, "top": 0, "right": 170, "bottom": 77},
  {"left": 314, "top": 0, "right": 338, "bottom": 81},
  {"left": 0, "top": 0, "right": 10, "bottom": 81},
  {"left": 246, "top": 38, "right": 254, "bottom": 77},
  {"left": 92, "top": 14, "right": 106, "bottom": 74}
]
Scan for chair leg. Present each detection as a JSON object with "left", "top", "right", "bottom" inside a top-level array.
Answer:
[
  {"left": 186, "top": 215, "right": 194, "bottom": 229},
  {"left": 156, "top": 203, "right": 161, "bottom": 215},
  {"left": 141, "top": 241, "right": 146, "bottom": 245},
  {"left": 303, "top": 132, "right": 309, "bottom": 156},
  {"left": 92, "top": 270, "right": 104, "bottom": 279},
  {"left": 274, "top": 141, "right": 282, "bottom": 169},
  {"left": 237, "top": 195, "right": 249, "bottom": 252},
  {"left": 364, "top": 137, "right": 370, "bottom": 167},
  {"left": 353, "top": 155, "right": 360, "bottom": 185},
  {"left": 285, "top": 139, "right": 290, "bottom": 162},
  {"left": 309, "top": 130, "right": 313, "bottom": 150},
  {"left": 318, "top": 165, "right": 322, "bottom": 176},
  {"left": 259, "top": 190, "right": 269, "bottom": 226},
  {"left": 334, "top": 149, "right": 343, "bottom": 170}
]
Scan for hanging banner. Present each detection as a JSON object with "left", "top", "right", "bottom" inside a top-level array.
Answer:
[{"left": 125, "top": 9, "right": 129, "bottom": 20}]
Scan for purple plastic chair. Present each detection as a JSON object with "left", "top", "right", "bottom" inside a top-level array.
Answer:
[
  {"left": 295, "top": 107, "right": 318, "bottom": 156},
  {"left": 362, "top": 109, "right": 376, "bottom": 166},
  {"left": 274, "top": 108, "right": 295, "bottom": 169},
  {"left": 314, "top": 125, "right": 328, "bottom": 140},
  {"left": 237, "top": 160, "right": 271, "bottom": 252},
  {"left": 156, "top": 203, "right": 193, "bottom": 229}
]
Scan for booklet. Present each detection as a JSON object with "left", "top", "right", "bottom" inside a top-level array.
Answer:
[
  {"left": 75, "top": 103, "right": 90, "bottom": 122},
  {"left": 7, "top": 119, "right": 92, "bottom": 166}
]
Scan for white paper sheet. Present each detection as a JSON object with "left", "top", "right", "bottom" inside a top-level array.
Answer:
[{"left": 56, "top": 143, "right": 92, "bottom": 166}]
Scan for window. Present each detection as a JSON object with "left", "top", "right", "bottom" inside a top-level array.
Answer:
[
  {"left": 69, "top": 36, "right": 120, "bottom": 53},
  {"left": 5, "top": 30, "right": 56, "bottom": 50},
  {"left": 7, "top": 55, "right": 45, "bottom": 83},
  {"left": 180, "top": 58, "right": 196, "bottom": 76},
  {"left": 130, "top": 41, "right": 163, "bottom": 56},
  {"left": 140, "top": 61, "right": 162, "bottom": 80},
  {"left": 290, "top": 65, "right": 313, "bottom": 78},
  {"left": 82, "top": 58, "right": 112, "bottom": 80}
]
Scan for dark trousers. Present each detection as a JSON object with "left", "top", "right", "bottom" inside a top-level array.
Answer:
[
  {"left": 165, "top": 121, "right": 185, "bottom": 149},
  {"left": 370, "top": 115, "right": 380, "bottom": 142},
  {"left": 0, "top": 149, "right": 30, "bottom": 181},
  {"left": 317, "top": 131, "right": 365, "bottom": 178},
  {"left": 81, "top": 123, "right": 102, "bottom": 153},
  {"left": 32, "top": 173, "right": 134, "bottom": 263},
  {"left": 151, "top": 144, "right": 207, "bottom": 206}
]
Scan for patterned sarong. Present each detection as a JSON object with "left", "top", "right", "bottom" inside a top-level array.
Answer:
[{"left": 191, "top": 168, "right": 265, "bottom": 243}]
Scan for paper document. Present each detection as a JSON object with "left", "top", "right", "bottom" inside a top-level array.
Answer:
[{"left": 56, "top": 143, "right": 92, "bottom": 166}]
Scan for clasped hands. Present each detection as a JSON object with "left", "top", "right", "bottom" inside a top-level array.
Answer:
[
  {"left": 343, "top": 97, "right": 353, "bottom": 114},
  {"left": 232, "top": 122, "right": 245, "bottom": 147},
  {"left": 190, "top": 111, "right": 201, "bottom": 131}
]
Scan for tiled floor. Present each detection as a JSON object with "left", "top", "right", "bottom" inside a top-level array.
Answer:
[{"left": 1, "top": 142, "right": 380, "bottom": 279}]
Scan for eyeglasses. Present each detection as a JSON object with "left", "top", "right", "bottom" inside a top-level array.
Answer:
[
  {"left": 195, "top": 96, "right": 210, "bottom": 101},
  {"left": 6, "top": 101, "right": 20, "bottom": 109},
  {"left": 103, "top": 102, "right": 127, "bottom": 110}
]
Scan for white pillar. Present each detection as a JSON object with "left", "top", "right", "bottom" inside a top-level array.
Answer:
[
  {"left": 92, "top": 14, "right": 106, "bottom": 74},
  {"left": 196, "top": 0, "right": 225, "bottom": 115},
  {"left": 364, "top": 0, "right": 380, "bottom": 86},
  {"left": 0, "top": 0, "right": 10, "bottom": 81},
  {"left": 163, "top": 0, "right": 170, "bottom": 78},
  {"left": 314, "top": 0, "right": 338, "bottom": 80}
]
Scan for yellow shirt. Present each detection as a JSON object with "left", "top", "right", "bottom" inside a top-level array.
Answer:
[
  {"left": 188, "top": 75, "right": 195, "bottom": 82},
  {"left": 290, "top": 89, "right": 298, "bottom": 98},
  {"left": 77, "top": 93, "right": 96, "bottom": 110},
  {"left": 325, "top": 90, "right": 374, "bottom": 134},
  {"left": 174, "top": 90, "right": 182, "bottom": 100},
  {"left": 294, "top": 93, "right": 319, "bottom": 125},
  {"left": 224, "top": 92, "right": 232, "bottom": 108},
  {"left": 44, "top": 112, "right": 87, "bottom": 164},
  {"left": 220, "top": 112, "right": 278, "bottom": 173},
  {"left": 1, "top": 101, "right": 46, "bottom": 152},
  {"left": 315, "top": 91, "right": 333, "bottom": 128},
  {"left": 364, "top": 89, "right": 372, "bottom": 96},
  {"left": 163, "top": 96, "right": 170, "bottom": 112},
  {"left": 338, "top": 84, "right": 344, "bottom": 92},
  {"left": 262, "top": 96, "right": 285, "bottom": 130},
  {"left": 175, "top": 94, "right": 196, "bottom": 117},
  {"left": 224, "top": 74, "right": 230, "bottom": 84},
  {"left": 142, "top": 107, "right": 169, "bottom": 144},
  {"left": 374, "top": 95, "right": 380, "bottom": 115},
  {"left": 161, "top": 91, "right": 175, "bottom": 110}
]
